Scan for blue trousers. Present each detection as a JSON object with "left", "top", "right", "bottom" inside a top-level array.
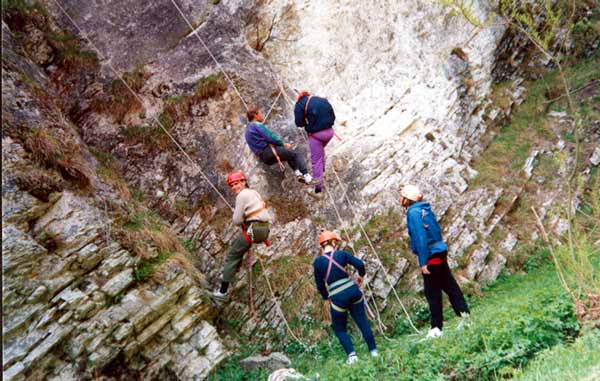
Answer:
[{"left": 330, "top": 284, "right": 376, "bottom": 355}]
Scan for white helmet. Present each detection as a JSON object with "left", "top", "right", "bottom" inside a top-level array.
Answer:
[{"left": 401, "top": 184, "right": 422, "bottom": 201}]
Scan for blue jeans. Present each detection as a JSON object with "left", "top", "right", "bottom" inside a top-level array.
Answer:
[{"left": 330, "top": 284, "right": 376, "bottom": 355}]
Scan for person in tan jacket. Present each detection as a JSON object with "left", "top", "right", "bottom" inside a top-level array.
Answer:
[{"left": 213, "top": 171, "right": 271, "bottom": 302}]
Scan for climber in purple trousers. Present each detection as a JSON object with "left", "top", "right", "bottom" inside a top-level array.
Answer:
[{"left": 294, "top": 90, "right": 336, "bottom": 194}]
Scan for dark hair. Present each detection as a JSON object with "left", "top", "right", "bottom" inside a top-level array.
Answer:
[{"left": 247, "top": 106, "right": 261, "bottom": 122}]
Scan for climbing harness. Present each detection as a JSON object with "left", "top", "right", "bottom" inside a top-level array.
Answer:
[
  {"left": 54, "top": 1, "right": 309, "bottom": 351},
  {"left": 322, "top": 251, "right": 376, "bottom": 319},
  {"left": 280, "top": 85, "right": 420, "bottom": 334}
]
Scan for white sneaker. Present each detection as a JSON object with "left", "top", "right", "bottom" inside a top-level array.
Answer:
[
  {"left": 303, "top": 173, "right": 314, "bottom": 184},
  {"left": 370, "top": 349, "right": 378, "bottom": 357},
  {"left": 426, "top": 327, "right": 443, "bottom": 338},
  {"left": 294, "top": 169, "right": 303, "bottom": 179},
  {"left": 456, "top": 312, "right": 471, "bottom": 330},
  {"left": 211, "top": 290, "right": 228, "bottom": 303},
  {"left": 346, "top": 353, "right": 358, "bottom": 364}
]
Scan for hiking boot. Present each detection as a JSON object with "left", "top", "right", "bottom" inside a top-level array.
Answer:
[
  {"left": 306, "top": 187, "right": 323, "bottom": 199},
  {"left": 370, "top": 349, "right": 378, "bottom": 358},
  {"left": 426, "top": 327, "right": 443, "bottom": 339},
  {"left": 346, "top": 353, "right": 358, "bottom": 364}
]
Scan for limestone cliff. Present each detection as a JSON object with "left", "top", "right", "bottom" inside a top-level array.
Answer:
[{"left": 2, "top": 0, "right": 598, "bottom": 379}]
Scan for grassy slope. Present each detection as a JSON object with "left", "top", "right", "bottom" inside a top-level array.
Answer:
[
  {"left": 209, "top": 262, "right": 590, "bottom": 380},
  {"left": 287, "top": 264, "right": 580, "bottom": 381},
  {"left": 209, "top": 54, "right": 600, "bottom": 381},
  {"left": 512, "top": 328, "right": 600, "bottom": 381}
]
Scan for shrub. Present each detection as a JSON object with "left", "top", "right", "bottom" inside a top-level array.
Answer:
[
  {"left": 194, "top": 73, "right": 227, "bottom": 100},
  {"left": 134, "top": 251, "right": 172, "bottom": 281}
]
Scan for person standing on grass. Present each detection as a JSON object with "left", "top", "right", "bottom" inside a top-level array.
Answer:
[
  {"left": 400, "top": 184, "right": 470, "bottom": 338},
  {"left": 294, "top": 90, "right": 335, "bottom": 194},
  {"left": 212, "top": 171, "right": 270, "bottom": 303},
  {"left": 245, "top": 106, "right": 314, "bottom": 184},
  {"left": 312, "top": 230, "right": 377, "bottom": 364}
]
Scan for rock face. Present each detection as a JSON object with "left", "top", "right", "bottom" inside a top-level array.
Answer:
[
  {"left": 2, "top": 23, "right": 227, "bottom": 380},
  {"left": 3, "top": 0, "right": 597, "bottom": 379},
  {"left": 240, "top": 352, "right": 292, "bottom": 372}
]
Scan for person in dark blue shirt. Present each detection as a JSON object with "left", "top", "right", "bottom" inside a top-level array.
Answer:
[
  {"left": 294, "top": 91, "right": 335, "bottom": 194},
  {"left": 245, "top": 106, "right": 313, "bottom": 184},
  {"left": 312, "top": 230, "right": 377, "bottom": 364},
  {"left": 401, "top": 184, "right": 470, "bottom": 338}
]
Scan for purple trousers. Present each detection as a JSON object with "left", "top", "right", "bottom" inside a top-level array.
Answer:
[{"left": 308, "top": 128, "right": 334, "bottom": 188}]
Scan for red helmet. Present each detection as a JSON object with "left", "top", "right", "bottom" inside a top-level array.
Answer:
[
  {"left": 297, "top": 90, "right": 310, "bottom": 102},
  {"left": 227, "top": 171, "right": 246, "bottom": 186},
  {"left": 319, "top": 230, "right": 341, "bottom": 246}
]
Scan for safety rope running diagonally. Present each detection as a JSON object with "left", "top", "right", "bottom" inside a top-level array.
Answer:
[
  {"left": 275, "top": 84, "right": 390, "bottom": 336},
  {"left": 278, "top": 84, "right": 421, "bottom": 334},
  {"left": 169, "top": 0, "right": 250, "bottom": 112},
  {"left": 51, "top": 0, "right": 235, "bottom": 212},
  {"left": 54, "top": 1, "right": 303, "bottom": 346},
  {"left": 330, "top": 162, "right": 421, "bottom": 334}
]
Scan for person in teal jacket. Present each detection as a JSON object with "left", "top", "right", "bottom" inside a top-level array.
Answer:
[{"left": 401, "top": 184, "right": 470, "bottom": 338}]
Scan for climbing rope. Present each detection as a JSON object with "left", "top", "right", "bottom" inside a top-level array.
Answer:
[
  {"left": 52, "top": 0, "right": 235, "bottom": 211},
  {"left": 54, "top": 0, "right": 307, "bottom": 349},
  {"left": 330, "top": 166, "right": 421, "bottom": 334},
  {"left": 275, "top": 85, "right": 390, "bottom": 336},
  {"left": 169, "top": 0, "right": 250, "bottom": 112},
  {"left": 278, "top": 84, "right": 421, "bottom": 334},
  {"left": 257, "top": 256, "right": 308, "bottom": 348}
]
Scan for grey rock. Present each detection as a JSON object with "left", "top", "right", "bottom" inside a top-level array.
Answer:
[
  {"left": 479, "top": 254, "right": 507, "bottom": 284},
  {"left": 466, "top": 242, "right": 490, "bottom": 280},
  {"left": 101, "top": 268, "right": 134, "bottom": 297},
  {"left": 113, "top": 322, "right": 134, "bottom": 342},
  {"left": 3, "top": 361, "right": 25, "bottom": 381},
  {"left": 34, "top": 192, "right": 103, "bottom": 252},
  {"left": 240, "top": 352, "right": 292, "bottom": 372},
  {"left": 500, "top": 233, "right": 518, "bottom": 254},
  {"left": 26, "top": 285, "right": 49, "bottom": 304},
  {"left": 3, "top": 329, "right": 47, "bottom": 368},
  {"left": 21, "top": 324, "right": 74, "bottom": 371},
  {"left": 2, "top": 225, "right": 47, "bottom": 274},
  {"left": 590, "top": 146, "right": 599, "bottom": 166},
  {"left": 76, "top": 243, "right": 104, "bottom": 270}
]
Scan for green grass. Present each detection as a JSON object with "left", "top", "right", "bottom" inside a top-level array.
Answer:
[
  {"left": 472, "top": 55, "right": 600, "bottom": 188},
  {"left": 211, "top": 261, "right": 593, "bottom": 380},
  {"left": 134, "top": 251, "right": 173, "bottom": 281},
  {"left": 512, "top": 328, "right": 600, "bottom": 381},
  {"left": 284, "top": 265, "right": 580, "bottom": 381},
  {"left": 125, "top": 210, "right": 162, "bottom": 231}
]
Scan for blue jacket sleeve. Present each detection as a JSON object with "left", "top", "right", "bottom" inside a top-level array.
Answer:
[
  {"left": 343, "top": 251, "right": 366, "bottom": 277},
  {"left": 313, "top": 260, "right": 328, "bottom": 300},
  {"left": 257, "top": 124, "right": 284, "bottom": 146},
  {"left": 407, "top": 209, "right": 430, "bottom": 266},
  {"left": 294, "top": 100, "right": 306, "bottom": 127}
]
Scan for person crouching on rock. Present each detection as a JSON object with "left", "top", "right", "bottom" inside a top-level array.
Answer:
[
  {"left": 245, "top": 106, "right": 314, "bottom": 185},
  {"left": 400, "top": 184, "right": 470, "bottom": 338},
  {"left": 212, "top": 171, "right": 271, "bottom": 303},
  {"left": 312, "top": 230, "right": 377, "bottom": 364}
]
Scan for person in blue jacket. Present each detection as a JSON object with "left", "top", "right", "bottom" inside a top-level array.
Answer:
[
  {"left": 401, "top": 184, "right": 470, "bottom": 338},
  {"left": 294, "top": 91, "right": 335, "bottom": 194},
  {"left": 313, "top": 230, "right": 377, "bottom": 364},
  {"left": 245, "top": 106, "right": 313, "bottom": 184}
]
